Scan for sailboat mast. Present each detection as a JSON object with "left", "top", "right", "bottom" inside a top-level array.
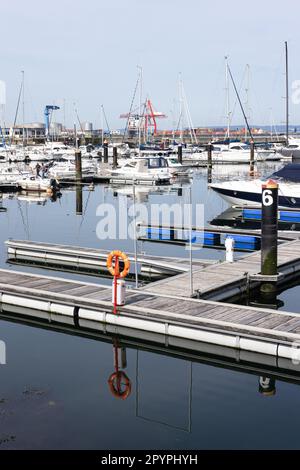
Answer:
[
  {"left": 227, "top": 64, "right": 254, "bottom": 142},
  {"left": 225, "top": 56, "right": 230, "bottom": 142},
  {"left": 245, "top": 64, "right": 250, "bottom": 141},
  {"left": 179, "top": 73, "right": 183, "bottom": 143},
  {"left": 101, "top": 104, "right": 104, "bottom": 145},
  {"left": 285, "top": 41, "right": 289, "bottom": 145},
  {"left": 22, "top": 70, "right": 25, "bottom": 146},
  {"left": 138, "top": 66, "right": 142, "bottom": 155}
]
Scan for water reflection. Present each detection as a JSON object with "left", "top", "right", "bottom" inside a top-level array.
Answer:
[
  {"left": 1, "top": 308, "right": 300, "bottom": 449},
  {"left": 108, "top": 338, "right": 132, "bottom": 400},
  {"left": 249, "top": 289, "right": 285, "bottom": 310},
  {"left": 76, "top": 184, "right": 83, "bottom": 215},
  {"left": 210, "top": 207, "right": 300, "bottom": 232},
  {"left": 259, "top": 377, "right": 276, "bottom": 397}
]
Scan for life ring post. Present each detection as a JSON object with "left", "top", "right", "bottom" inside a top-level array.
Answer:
[
  {"left": 113, "top": 256, "right": 119, "bottom": 314},
  {"left": 106, "top": 250, "right": 130, "bottom": 314}
]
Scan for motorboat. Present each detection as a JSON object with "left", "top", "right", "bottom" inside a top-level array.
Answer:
[
  {"left": 47, "top": 159, "right": 96, "bottom": 180},
  {"left": 210, "top": 143, "right": 280, "bottom": 163},
  {"left": 44, "top": 142, "right": 75, "bottom": 159},
  {"left": 278, "top": 137, "right": 300, "bottom": 160},
  {"left": 16, "top": 176, "right": 60, "bottom": 192},
  {"left": 110, "top": 157, "right": 171, "bottom": 185},
  {"left": 209, "top": 163, "right": 300, "bottom": 208},
  {"left": 164, "top": 156, "right": 192, "bottom": 176}
]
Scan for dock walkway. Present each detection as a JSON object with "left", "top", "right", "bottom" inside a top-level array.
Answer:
[
  {"left": 141, "top": 238, "right": 300, "bottom": 300},
  {"left": 1, "top": 268, "right": 300, "bottom": 360}
]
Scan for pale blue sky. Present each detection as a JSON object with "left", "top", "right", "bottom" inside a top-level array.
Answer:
[{"left": 1, "top": 0, "right": 299, "bottom": 129}]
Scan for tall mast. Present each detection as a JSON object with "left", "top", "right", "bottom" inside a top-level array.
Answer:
[
  {"left": 101, "top": 104, "right": 104, "bottom": 146},
  {"left": 225, "top": 56, "right": 230, "bottom": 142},
  {"left": 179, "top": 73, "right": 183, "bottom": 143},
  {"left": 172, "top": 99, "right": 176, "bottom": 142},
  {"left": 285, "top": 41, "right": 289, "bottom": 145},
  {"left": 245, "top": 64, "right": 250, "bottom": 141},
  {"left": 22, "top": 70, "right": 25, "bottom": 146},
  {"left": 227, "top": 63, "right": 254, "bottom": 142},
  {"left": 138, "top": 66, "right": 142, "bottom": 155}
]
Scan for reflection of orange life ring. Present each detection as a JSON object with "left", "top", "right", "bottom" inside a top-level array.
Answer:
[
  {"left": 108, "top": 371, "right": 132, "bottom": 400},
  {"left": 106, "top": 250, "right": 130, "bottom": 278}
]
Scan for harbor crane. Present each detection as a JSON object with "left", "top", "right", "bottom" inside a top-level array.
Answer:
[
  {"left": 120, "top": 98, "right": 166, "bottom": 138},
  {"left": 44, "top": 105, "right": 60, "bottom": 137}
]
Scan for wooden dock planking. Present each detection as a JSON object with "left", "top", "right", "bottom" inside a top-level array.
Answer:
[
  {"left": 142, "top": 238, "right": 300, "bottom": 300},
  {"left": 0, "top": 268, "right": 299, "bottom": 343}
]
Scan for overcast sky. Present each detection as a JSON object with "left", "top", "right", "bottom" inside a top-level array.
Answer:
[{"left": 1, "top": 0, "right": 300, "bottom": 129}]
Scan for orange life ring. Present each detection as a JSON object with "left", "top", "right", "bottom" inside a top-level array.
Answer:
[
  {"left": 108, "top": 371, "right": 132, "bottom": 400},
  {"left": 106, "top": 250, "right": 130, "bottom": 278}
]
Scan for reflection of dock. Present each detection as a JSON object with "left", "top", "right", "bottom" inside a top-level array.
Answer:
[
  {"left": 1, "top": 267, "right": 300, "bottom": 360},
  {"left": 2, "top": 306, "right": 300, "bottom": 387}
]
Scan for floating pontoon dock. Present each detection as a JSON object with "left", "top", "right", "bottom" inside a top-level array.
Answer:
[
  {"left": 1, "top": 267, "right": 300, "bottom": 360},
  {"left": 142, "top": 237, "right": 300, "bottom": 300},
  {"left": 5, "top": 240, "right": 214, "bottom": 278}
]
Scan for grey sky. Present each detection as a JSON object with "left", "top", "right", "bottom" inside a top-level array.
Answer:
[{"left": 1, "top": 0, "right": 299, "bottom": 129}]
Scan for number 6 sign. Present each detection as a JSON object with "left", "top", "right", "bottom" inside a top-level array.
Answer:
[{"left": 262, "top": 189, "right": 274, "bottom": 206}]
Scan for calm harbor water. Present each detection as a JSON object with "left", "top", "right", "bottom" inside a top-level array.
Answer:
[{"left": 0, "top": 161, "right": 300, "bottom": 449}]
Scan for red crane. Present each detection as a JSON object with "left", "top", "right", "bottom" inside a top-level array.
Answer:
[{"left": 120, "top": 98, "right": 166, "bottom": 136}]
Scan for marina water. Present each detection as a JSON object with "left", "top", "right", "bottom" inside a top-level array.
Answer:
[{"left": 0, "top": 162, "right": 300, "bottom": 449}]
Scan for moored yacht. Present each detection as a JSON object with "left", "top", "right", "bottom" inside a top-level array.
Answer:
[
  {"left": 16, "top": 175, "right": 60, "bottom": 193},
  {"left": 110, "top": 157, "right": 171, "bottom": 185},
  {"left": 209, "top": 163, "right": 300, "bottom": 208}
]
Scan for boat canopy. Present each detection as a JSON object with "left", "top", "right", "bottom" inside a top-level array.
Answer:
[{"left": 271, "top": 163, "right": 300, "bottom": 182}]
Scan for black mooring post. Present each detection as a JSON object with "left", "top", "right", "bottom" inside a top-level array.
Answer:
[
  {"left": 178, "top": 145, "right": 182, "bottom": 164},
  {"left": 75, "top": 149, "right": 82, "bottom": 182},
  {"left": 113, "top": 146, "right": 118, "bottom": 168},
  {"left": 207, "top": 144, "right": 212, "bottom": 183},
  {"left": 260, "top": 179, "right": 278, "bottom": 293},
  {"left": 250, "top": 141, "right": 255, "bottom": 176},
  {"left": 103, "top": 142, "right": 108, "bottom": 163}
]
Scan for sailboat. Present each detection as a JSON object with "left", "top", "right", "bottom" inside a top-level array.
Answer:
[
  {"left": 277, "top": 42, "right": 299, "bottom": 159},
  {"left": 211, "top": 58, "right": 279, "bottom": 163}
]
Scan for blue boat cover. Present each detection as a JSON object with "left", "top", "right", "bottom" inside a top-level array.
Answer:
[{"left": 271, "top": 164, "right": 300, "bottom": 182}]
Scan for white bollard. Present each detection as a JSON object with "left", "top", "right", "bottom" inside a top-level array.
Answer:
[
  {"left": 112, "top": 279, "right": 126, "bottom": 306},
  {"left": 225, "top": 236, "right": 235, "bottom": 263}
]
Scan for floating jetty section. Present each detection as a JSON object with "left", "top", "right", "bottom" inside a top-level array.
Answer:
[
  {"left": 1, "top": 266, "right": 300, "bottom": 360},
  {"left": 5, "top": 240, "right": 214, "bottom": 278},
  {"left": 142, "top": 237, "right": 300, "bottom": 300}
]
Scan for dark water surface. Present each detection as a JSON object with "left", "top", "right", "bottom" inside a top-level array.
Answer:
[{"left": 0, "top": 161, "right": 300, "bottom": 449}]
